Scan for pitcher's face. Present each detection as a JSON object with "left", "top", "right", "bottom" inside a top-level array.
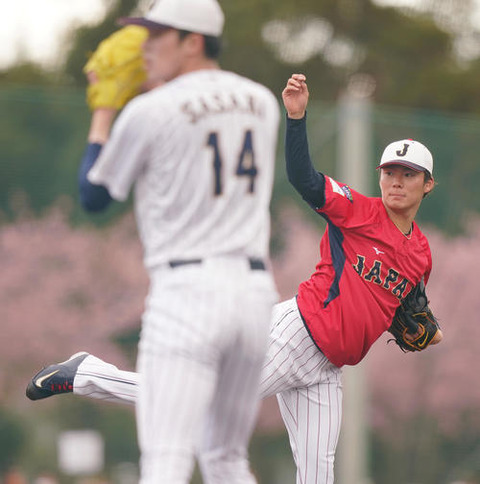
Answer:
[
  {"left": 142, "top": 28, "right": 187, "bottom": 84},
  {"left": 379, "top": 165, "right": 434, "bottom": 214}
]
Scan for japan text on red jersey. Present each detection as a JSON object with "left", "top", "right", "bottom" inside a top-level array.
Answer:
[{"left": 297, "top": 176, "right": 432, "bottom": 367}]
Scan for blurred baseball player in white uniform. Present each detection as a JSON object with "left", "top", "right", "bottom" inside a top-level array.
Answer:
[{"left": 26, "top": 1, "right": 280, "bottom": 483}]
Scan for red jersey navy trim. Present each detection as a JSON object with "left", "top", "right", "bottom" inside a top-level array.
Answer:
[
  {"left": 321, "top": 215, "right": 345, "bottom": 307},
  {"left": 295, "top": 296, "right": 326, "bottom": 356}
]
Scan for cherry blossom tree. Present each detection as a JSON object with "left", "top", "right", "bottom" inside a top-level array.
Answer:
[
  {"left": 2, "top": 202, "right": 480, "bottom": 481},
  {"left": 0, "top": 205, "right": 148, "bottom": 403}
]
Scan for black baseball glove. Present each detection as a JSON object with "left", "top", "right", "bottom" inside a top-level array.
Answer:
[{"left": 388, "top": 279, "right": 440, "bottom": 352}]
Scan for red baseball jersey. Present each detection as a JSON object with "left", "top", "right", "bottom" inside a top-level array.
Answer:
[{"left": 297, "top": 175, "right": 432, "bottom": 367}]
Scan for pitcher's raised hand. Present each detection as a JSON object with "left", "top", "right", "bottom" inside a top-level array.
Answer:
[{"left": 282, "top": 74, "right": 309, "bottom": 119}]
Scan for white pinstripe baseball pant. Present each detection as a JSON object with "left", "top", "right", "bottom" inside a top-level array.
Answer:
[
  {"left": 75, "top": 297, "right": 343, "bottom": 484},
  {"left": 261, "top": 298, "right": 343, "bottom": 484}
]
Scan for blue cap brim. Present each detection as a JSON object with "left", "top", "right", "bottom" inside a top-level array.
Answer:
[
  {"left": 377, "top": 160, "right": 427, "bottom": 173},
  {"left": 118, "top": 17, "right": 171, "bottom": 31}
]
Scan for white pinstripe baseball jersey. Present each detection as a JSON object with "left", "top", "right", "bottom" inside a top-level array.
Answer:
[{"left": 88, "top": 69, "right": 279, "bottom": 271}]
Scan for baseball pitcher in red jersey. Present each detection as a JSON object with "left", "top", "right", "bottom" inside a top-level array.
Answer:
[{"left": 27, "top": 73, "right": 443, "bottom": 484}]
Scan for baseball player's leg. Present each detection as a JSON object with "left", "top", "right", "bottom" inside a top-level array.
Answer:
[
  {"left": 259, "top": 297, "right": 329, "bottom": 399},
  {"left": 137, "top": 345, "right": 217, "bottom": 483},
  {"left": 26, "top": 351, "right": 140, "bottom": 405},
  {"left": 135, "top": 285, "right": 219, "bottom": 483},
  {"left": 198, "top": 284, "right": 274, "bottom": 484},
  {"left": 276, "top": 368, "right": 342, "bottom": 484},
  {"left": 197, "top": 342, "right": 262, "bottom": 484},
  {"left": 74, "top": 354, "right": 138, "bottom": 405},
  {"left": 258, "top": 297, "right": 343, "bottom": 484},
  {"left": 136, "top": 262, "right": 264, "bottom": 484}
]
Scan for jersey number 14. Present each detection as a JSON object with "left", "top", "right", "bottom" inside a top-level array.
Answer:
[{"left": 207, "top": 130, "right": 258, "bottom": 196}]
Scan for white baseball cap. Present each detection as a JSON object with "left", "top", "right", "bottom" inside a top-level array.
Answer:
[
  {"left": 120, "top": 0, "right": 225, "bottom": 37},
  {"left": 377, "top": 139, "right": 433, "bottom": 175}
]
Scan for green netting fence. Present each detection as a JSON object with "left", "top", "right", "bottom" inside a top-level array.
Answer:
[{"left": 2, "top": 85, "right": 480, "bottom": 232}]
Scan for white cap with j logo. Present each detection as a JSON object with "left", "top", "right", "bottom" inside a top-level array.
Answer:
[{"left": 377, "top": 139, "right": 433, "bottom": 176}]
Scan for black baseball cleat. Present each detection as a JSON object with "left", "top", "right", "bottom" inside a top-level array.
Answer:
[{"left": 26, "top": 352, "right": 89, "bottom": 401}]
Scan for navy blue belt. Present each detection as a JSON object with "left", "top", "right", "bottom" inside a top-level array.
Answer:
[{"left": 168, "top": 258, "right": 266, "bottom": 271}]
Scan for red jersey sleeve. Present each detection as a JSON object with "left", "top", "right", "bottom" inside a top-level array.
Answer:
[{"left": 317, "top": 176, "right": 377, "bottom": 229}]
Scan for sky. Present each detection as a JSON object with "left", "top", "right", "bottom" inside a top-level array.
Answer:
[
  {"left": 1, "top": 0, "right": 108, "bottom": 68},
  {"left": 2, "top": 0, "right": 480, "bottom": 69}
]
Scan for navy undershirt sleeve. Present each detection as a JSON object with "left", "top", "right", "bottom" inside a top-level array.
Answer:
[
  {"left": 285, "top": 114, "right": 326, "bottom": 209},
  {"left": 78, "top": 143, "right": 113, "bottom": 212}
]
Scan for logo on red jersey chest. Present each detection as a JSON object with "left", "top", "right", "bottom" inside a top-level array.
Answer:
[{"left": 352, "top": 255, "right": 410, "bottom": 298}]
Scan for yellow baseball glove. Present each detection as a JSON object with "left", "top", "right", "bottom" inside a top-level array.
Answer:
[{"left": 83, "top": 26, "right": 148, "bottom": 110}]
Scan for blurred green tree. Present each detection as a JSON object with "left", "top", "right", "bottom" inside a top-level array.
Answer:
[
  {"left": 54, "top": 0, "right": 480, "bottom": 111},
  {"left": 0, "top": 408, "right": 26, "bottom": 474},
  {"left": 63, "top": 0, "right": 138, "bottom": 86}
]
